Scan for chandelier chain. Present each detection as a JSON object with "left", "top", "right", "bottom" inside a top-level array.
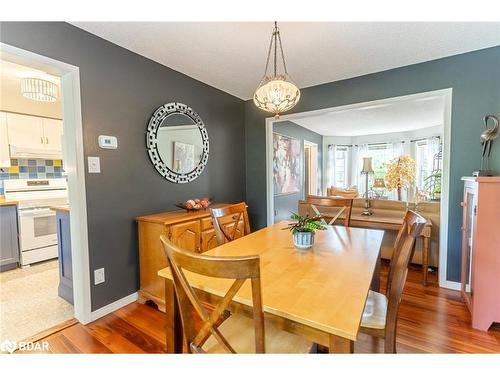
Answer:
[
  {"left": 263, "top": 21, "right": 290, "bottom": 78},
  {"left": 273, "top": 22, "right": 278, "bottom": 77},
  {"left": 277, "top": 27, "right": 288, "bottom": 75},
  {"left": 263, "top": 26, "right": 274, "bottom": 77}
]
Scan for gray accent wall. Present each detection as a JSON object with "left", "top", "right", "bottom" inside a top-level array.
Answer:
[
  {"left": 0, "top": 22, "right": 246, "bottom": 311},
  {"left": 273, "top": 121, "right": 322, "bottom": 222},
  {"left": 245, "top": 46, "right": 500, "bottom": 283}
]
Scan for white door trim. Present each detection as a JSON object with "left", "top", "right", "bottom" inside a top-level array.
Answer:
[
  {"left": 1, "top": 43, "right": 93, "bottom": 322},
  {"left": 265, "top": 88, "right": 454, "bottom": 289}
]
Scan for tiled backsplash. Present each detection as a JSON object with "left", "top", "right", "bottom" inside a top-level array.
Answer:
[{"left": 0, "top": 158, "right": 64, "bottom": 195}]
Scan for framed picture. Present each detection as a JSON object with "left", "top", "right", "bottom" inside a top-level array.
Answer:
[
  {"left": 173, "top": 141, "right": 195, "bottom": 174},
  {"left": 273, "top": 133, "right": 301, "bottom": 195}
]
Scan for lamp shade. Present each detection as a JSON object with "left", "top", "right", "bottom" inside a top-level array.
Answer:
[
  {"left": 253, "top": 74, "right": 300, "bottom": 116},
  {"left": 21, "top": 78, "right": 58, "bottom": 102},
  {"left": 373, "top": 178, "right": 386, "bottom": 188},
  {"left": 361, "top": 157, "right": 374, "bottom": 174}
]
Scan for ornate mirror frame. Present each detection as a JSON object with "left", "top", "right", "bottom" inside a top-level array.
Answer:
[{"left": 146, "top": 102, "right": 209, "bottom": 183}]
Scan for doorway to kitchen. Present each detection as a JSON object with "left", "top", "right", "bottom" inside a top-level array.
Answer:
[{"left": 0, "top": 43, "right": 91, "bottom": 345}]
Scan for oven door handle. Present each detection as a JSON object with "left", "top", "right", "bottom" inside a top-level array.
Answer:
[{"left": 19, "top": 208, "right": 55, "bottom": 218}]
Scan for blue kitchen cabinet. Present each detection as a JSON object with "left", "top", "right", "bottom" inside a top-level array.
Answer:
[
  {"left": 56, "top": 209, "right": 73, "bottom": 304},
  {"left": 0, "top": 204, "right": 20, "bottom": 272}
]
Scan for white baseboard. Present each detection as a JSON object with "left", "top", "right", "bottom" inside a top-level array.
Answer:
[
  {"left": 90, "top": 292, "right": 138, "bottom": 322},
  {"left": 439, "top": 280, "right": 461, "bottom": 291}
]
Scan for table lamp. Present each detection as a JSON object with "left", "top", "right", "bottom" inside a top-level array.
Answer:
[
  {"left": 361, "top": 157, "right": 374, "bottom": 216},
  {"left": 373, "top": 178, "right": 386, "bottom": 198}
]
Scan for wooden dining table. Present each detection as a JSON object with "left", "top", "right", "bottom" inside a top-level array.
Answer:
[{"left": 158, "top": 222, "right": 384, "bottom": 353}]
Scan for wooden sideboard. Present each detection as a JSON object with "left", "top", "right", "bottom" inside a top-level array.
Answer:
[{"left": 136, "top": 204, "right": 245, "bottom": 311}]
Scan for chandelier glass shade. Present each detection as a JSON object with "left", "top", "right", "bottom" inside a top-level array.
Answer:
[
  {"left": 21, "top": 78, "right": 58, "bottom": 102},
  {"left": 253, "top": 22, "right": 300, "bottom": 117}
]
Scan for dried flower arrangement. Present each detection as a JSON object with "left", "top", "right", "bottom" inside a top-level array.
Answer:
[{"left": 384, "top": 155, "right": 416, "bottom": 201}]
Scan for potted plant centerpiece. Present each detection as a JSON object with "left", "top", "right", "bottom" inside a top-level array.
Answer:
[{"left": 283, "top": 213, "right": 326, "bottom": 250}]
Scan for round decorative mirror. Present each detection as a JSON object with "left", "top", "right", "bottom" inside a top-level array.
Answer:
[{"left": 146, "top": 103, "right": 209, "bottom": 183}]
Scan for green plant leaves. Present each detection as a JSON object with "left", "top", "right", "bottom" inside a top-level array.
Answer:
[{"left": 282, "top": 212, "right": 327, "bottom": 234}]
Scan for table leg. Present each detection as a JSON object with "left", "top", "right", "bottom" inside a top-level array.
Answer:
[
  {"left": 370, "top": 253, "right": 381, "bottom": 292},
  {"left": 329, "top": 334, "right": 354, "bottom": 353},
  {"left": 422, "top": 236, "right": 430, "bottom": 287},
  {"left": 165, "top": 279, "right": 183, "bottom": 353}
]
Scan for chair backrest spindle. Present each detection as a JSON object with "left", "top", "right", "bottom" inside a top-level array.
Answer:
[
  {"left": 210, "top": 202, "right": 251, "bottom": 245},
  {"left": 303, "top": 195, "right": 354, "bottom": 227}
]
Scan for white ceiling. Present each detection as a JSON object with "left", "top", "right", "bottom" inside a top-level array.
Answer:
[
  {"left": 71, "top": 22, "right": 500, "bottom": 99},
  {"left": 288, "top": 94, "right": 445, "bottom": 136},
  {"left": 0, "top": 59, "right": 62, "bottom": 118}
]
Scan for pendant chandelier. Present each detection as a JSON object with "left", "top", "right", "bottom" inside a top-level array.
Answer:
[
  {"left": 21, "top": 77, "right": 58, "bottom": 102},
  {"left": 253, "top": 22, "right": 300, "bottom": 118}
]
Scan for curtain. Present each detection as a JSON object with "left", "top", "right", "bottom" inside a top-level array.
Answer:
[
  {"left": 391, "top": 141, "right": 404, "bottom": 159},
  {"left": 327, "top": 145, "right": 335, "bottom": 188},
  {"left": 353, "top": 144, "right": 368, "bottom": 195},
  {"left": 427, "top": 137, "right": 441, "bottom": 171}
]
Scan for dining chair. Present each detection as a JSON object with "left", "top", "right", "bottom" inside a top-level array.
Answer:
[
  {"left": 160, "top": 236, "right": 312, "bottom": 353},
  {"left": 385, "top": 210, "right": 417, "bottom": 294},
  {"left": 304, "top": 195, "right": 354, "bottom": 227},
  {"left": 210, "top": 202, "right": 251, "bottom": 246},
  {"left": 359, "top": 210, "right": 426, "bottom": 353}
]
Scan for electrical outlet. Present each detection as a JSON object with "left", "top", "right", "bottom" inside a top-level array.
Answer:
[{"left": 94, "top": 268, "right": 105, "bottom": 285}]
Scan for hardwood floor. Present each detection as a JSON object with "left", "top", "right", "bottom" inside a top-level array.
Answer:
[{"left": 20, "top": 262, "right": 500, "bottom": 354}]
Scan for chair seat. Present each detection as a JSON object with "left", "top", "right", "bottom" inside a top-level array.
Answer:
[
  {"left": 202, "top": 313, "right": 313, "bottom": 353},
  {"left": 360, "top": 290, "right": 388, "bottom": 330}
]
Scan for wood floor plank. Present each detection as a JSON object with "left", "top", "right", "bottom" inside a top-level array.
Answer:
[
  {"left": 114, "top": 302, "right": 166, "bottom": 345},
  {"left": 60, "top": 324, "right": 113, "bottom": 353},
  {"left": 46, "top": 333, "right": 82, "bottom": 354},
  {"left": 84, "top": 312, "right": 165, "bottom": 353},
  {"left": 18, "top": 261, "right": 500, "bottom": 354}
]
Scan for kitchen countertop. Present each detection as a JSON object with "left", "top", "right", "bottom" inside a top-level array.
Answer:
[
  {"left": 0, "top": 196, "right": 17, "bottom": 206},
  {"left": 49, "top": 205, "right": 70, "bottom": 213}
]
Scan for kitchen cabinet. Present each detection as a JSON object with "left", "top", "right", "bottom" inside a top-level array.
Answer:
[
  {"left": 4, "top": 111, "right": 63, "bottom": 158},
  {"left": 42, "top": 118, "right": 63, "bottom": 151},
  {"left": 0, "top": 112, "right": 10, "bottom": 168},
  {"left": 6, "top": 112, "right": 45, "bottom": 149},
  {"left": 136, "top": 204, "right": 243, "bottom": 311},
  {"left": 460, "top": 177, "right": 500, "bottom": 331},
  {"left": 0, "top": 204, "right": 20, "bottom": 272}
]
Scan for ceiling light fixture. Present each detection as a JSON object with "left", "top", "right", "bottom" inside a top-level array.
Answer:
[
  {"left": 21, "top": 78, "right": 58, "bottom": 102},
  {"left": 253, "top": 22, "right": 300, "bottom": 118}
]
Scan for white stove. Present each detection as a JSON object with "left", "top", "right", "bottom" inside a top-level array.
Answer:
[{"left": 4, "top": 179, "right": 68, "bottom": 266}]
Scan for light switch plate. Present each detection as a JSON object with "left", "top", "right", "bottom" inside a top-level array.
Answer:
[
  {"left": 88, "top": 156, "right": 101, "bottom": 173},
  {"left": 94, "top": 268, "right": 105, "bottom": 285}
]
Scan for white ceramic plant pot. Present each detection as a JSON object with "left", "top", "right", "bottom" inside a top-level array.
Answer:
[{"left": 293, "top": 231, "right": 314, "bottom": 250}]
